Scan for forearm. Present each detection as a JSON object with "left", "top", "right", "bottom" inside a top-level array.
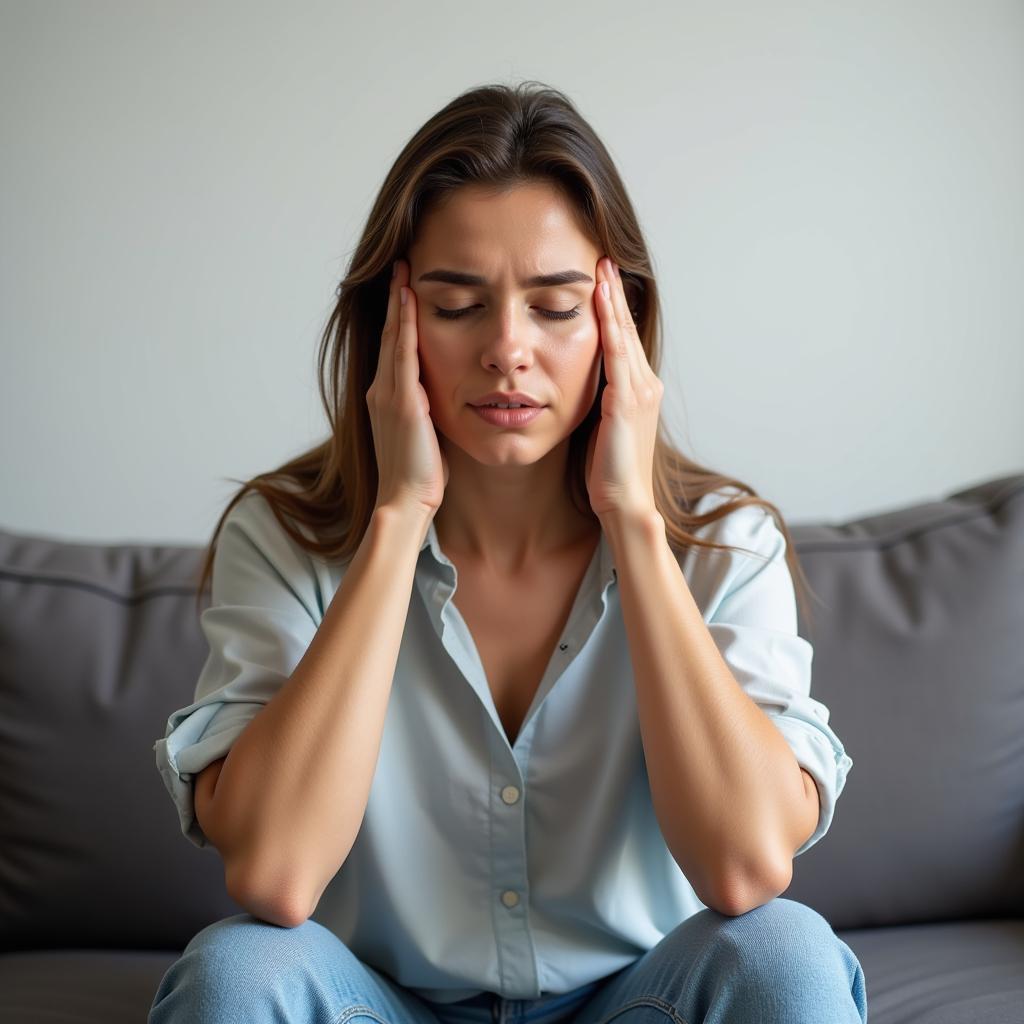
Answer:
[
  {"left": 213, "top": 503, "right": 431, "bottom": 923},
  {"left": 602, "top": 509, "right": 809, "bottom": 914}
]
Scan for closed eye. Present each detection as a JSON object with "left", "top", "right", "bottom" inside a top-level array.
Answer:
[{"left": 434, "top": 305, "right": 582, "bottom": 321}]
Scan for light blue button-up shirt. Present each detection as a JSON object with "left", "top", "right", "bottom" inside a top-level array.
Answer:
[{"left": 154, "top": 485, "right": 852, "bottom": 1001}]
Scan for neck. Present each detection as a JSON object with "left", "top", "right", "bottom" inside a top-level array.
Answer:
[{"left": 433, "top": 445, "right": 598, "bottom": 575}]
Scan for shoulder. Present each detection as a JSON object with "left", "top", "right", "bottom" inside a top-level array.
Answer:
[
  {"left": 220, "top": 490, "right": 323, "bottom": 559},
  {"left": 210, "top": 491, "right": 327, "bottom": 618},
  {"left": 687, "top": 485, "right": 783, "bottom": 559},
  {"left": 678, "top": 486, "right": 793, "bottom": 618}
]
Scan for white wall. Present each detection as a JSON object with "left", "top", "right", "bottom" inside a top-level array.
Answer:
[{"left": 2, "top": 0, "right": 1021, "bottom": 544}]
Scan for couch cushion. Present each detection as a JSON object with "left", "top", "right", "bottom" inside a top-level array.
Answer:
[
  {"left": 0, "top": 926, "right": 1020, "bottom": 1024},
  {"left": 0, "top": 529, "right": 240, "bottom": 953},
  {"left": 0, "top": 949, "right": 179, "bottom": 1023},
  {"left": 835, "top": 919, "right": 1024, "bottom": 1023},
  {"left": 785, "top": 473, "right": 1024, "bottom": 930}
]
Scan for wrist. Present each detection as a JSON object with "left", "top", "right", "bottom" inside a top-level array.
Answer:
[
  {"left": 373, "top": 501, "right": 436, "bottom": 538},
  {"left": 598, "top": 506, "right": 663, "bottom": 543}
]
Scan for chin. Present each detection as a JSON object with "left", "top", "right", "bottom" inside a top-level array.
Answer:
[{"left": 450, "top": 423, "right": 554, "bottom": 465}]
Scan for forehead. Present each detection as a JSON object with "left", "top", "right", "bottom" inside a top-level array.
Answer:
[{"left": 411, "top": 182, "right": 600, "bottom": 269}]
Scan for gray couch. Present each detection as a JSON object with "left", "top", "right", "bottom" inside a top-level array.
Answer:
[{"left": 2, "top": 472, "right": 1022, "bottom": 1023}]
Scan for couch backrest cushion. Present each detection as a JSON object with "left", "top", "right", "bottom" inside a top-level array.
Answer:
[
  {"left": 785, "top": 474, "right": 1024, "bottom": 929},
  {"left": 0, "top": 528, "right": 239, "bottom": 953}
]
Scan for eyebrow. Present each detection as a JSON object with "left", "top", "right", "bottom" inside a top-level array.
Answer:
[{"left": 416, "top": 268, "right": 594, "bottom": 287}]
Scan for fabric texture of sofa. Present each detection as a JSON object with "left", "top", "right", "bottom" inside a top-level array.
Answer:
[{"left": 1, "top": 472, "right": 1022, "bottom": 1023}]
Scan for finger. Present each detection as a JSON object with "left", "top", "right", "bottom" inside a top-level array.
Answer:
[
  {"left": 395, "top": 272, "right": 420, "bottom": 398},
  {"left": 597, "top": 259, "right": 631, "bottom": 393},
  {"left": 605, "top": 258, "right": 645, "bottom": 385},
  {"left": 378, "top": 260, "right": 402, "bottom": 399}
]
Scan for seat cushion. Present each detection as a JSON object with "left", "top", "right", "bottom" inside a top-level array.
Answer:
[
  {"left": 0, "top": 948, "right": 179, "bottom": 1023},
  {"left": 0, "top": 923, "right": 1021, "bottom": 1024},
  {"left": 836, "top": 919, "right": 1024, "bottom": 1023}
]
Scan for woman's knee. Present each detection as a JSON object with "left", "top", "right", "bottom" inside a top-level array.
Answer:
[
  {"left": 717, "top": 897, "right": 836, "bottom": 948},
  {"left": 184, "top": 912, "right": 355, "bottom": 969},
  {"left": 667, "top": 897, "right": 845, "bottom": 976},
  {"left": 150, "top": 912, "right": 364, "bottom": 1022},
  {"left": 709, "top": 898, "right": 857, "bottom": 987},
  {"left": 628, "top": 900, "right": 864, "bottom": 1023},
  {"left": 718, "top": 896, "right": 835, "bottom": 939}
]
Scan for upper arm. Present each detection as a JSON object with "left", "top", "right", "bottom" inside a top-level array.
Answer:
[
  {"left": 193, "top": 755, "right": 229, "bottom": 850},
  {"left": 795, "top": 766, "right": 821, "bottom": 851},
  {"left": 153, "top": 493, "right": 327, "bottom": 850},
  {"left": 691, "top": 491, "right": 853, "bottom": 858}
]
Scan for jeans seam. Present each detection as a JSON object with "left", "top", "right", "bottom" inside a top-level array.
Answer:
[
  {"left": 589, "top": 996, "right": 689, "bottom": 1024},
  {"left": 330, "top": 1004, "right": 395, "bottom": 1024}
]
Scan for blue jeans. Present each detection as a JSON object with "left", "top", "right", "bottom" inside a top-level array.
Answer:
[{"left": 148, "top": 897, "right": 867, "bottom": 1024}]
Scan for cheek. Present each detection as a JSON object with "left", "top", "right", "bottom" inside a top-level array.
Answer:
[
  {"left": 415, "top": 325, "right": 452, "bottom": 372},
  {"left": 555, "top": 316, "right": 599, "bottom": 358},
  {"left": 412, "top": 335, "right": 440, "bottom": 392},
  {"left": 417, "top": 322, "right": 462, "bottom": 360},
  {"left": 568, "top": 324, "right": 602, "bottom": 383},
  {"left": 541, "top": 320, "right": 598, "bottom": 370},
  {"left": 576, "top": 332, "right": 604, "bottom": 404},
  {"left": 415, "top": 333, "right": 466, "bottom": 401}
]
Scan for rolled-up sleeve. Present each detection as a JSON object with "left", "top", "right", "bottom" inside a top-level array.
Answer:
[
  {"left": 694, "top": 492, "right": 853, "bottom": 858},
  {"left": 153, "top": 493, "right": 321, "bottom": 849}
]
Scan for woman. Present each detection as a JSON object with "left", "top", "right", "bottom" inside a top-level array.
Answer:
[{"left": 150, "top": 81, "right": 866, "bottom": 1023}]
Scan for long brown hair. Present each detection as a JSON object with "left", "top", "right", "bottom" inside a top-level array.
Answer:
[{"left": 194, "top": 80, "right": 821, "bottom": 638}]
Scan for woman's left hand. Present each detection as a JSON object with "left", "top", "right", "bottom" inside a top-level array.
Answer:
[{"left": 585, "top": 257, "right": 664, "bottom": 523}]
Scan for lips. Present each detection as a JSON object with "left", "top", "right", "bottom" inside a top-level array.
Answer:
[
  {"left": 471, "top": 405, "right": 545, "bottom": 427},
  {"left": 470, "top": 391, "right": 543, "bottom": 408}
]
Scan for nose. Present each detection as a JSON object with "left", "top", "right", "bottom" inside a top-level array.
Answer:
[{"left": 478, "top": 306, "right": 535, "bottom": 374}]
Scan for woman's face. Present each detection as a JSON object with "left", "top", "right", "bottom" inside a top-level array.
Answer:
[{"left": 406, "top": 181, "right": 604, "bottom": 466}]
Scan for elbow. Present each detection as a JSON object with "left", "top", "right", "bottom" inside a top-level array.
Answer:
[
  {"left": 224, "top": 835, "right": 352, "bottom": 929},
  {"left": 226, "top": 862, "right": 312, "bottom": 929},
  {"left": 709, "top": 859, "right": 792, "bottom": 918},
  {"left": 670, "top": 827, "right": 794, "bottom": 918}
]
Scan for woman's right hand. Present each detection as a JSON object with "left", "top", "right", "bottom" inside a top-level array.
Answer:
[{"left": 367, "top": 258, "right": 449, "bottom": 518}]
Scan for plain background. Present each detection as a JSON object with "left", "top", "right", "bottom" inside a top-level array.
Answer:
[{"left": 2, "top": 0, "right": 1021, "bottom": 545}]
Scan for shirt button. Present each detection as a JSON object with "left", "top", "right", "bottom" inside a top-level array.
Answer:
[
  {"left": 501, "top": 785, "right": 520, "bottom": 804},
  {"left": 501, "top": 890, "right": 520, "bottom": 908}
]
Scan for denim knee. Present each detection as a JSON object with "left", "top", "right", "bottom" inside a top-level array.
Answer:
[
  {"left": 150, "top": 912, "right": 364, "bottom": 1024},
  {"left": 702, "top": 897, "right": 861, "bottom": 999},
  {"left": 718, "top": 897, "right": 836, "bottom": 943},
  {"left": 666, "top": 897, "right": 849, "bottom": 980},
  {"left": 647, "top": 898, "right": 865, "bottom": 1023},
  {"left": 183, "top": 912, "right": 336, "bottom": 963}
]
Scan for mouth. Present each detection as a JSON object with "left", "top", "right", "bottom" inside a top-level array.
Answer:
[
  {"left": 468, "top": 401, "right": 545, "bottom": 409},
  {"left": 470, "top": 405, "right": 545, "bottom": 427}
]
